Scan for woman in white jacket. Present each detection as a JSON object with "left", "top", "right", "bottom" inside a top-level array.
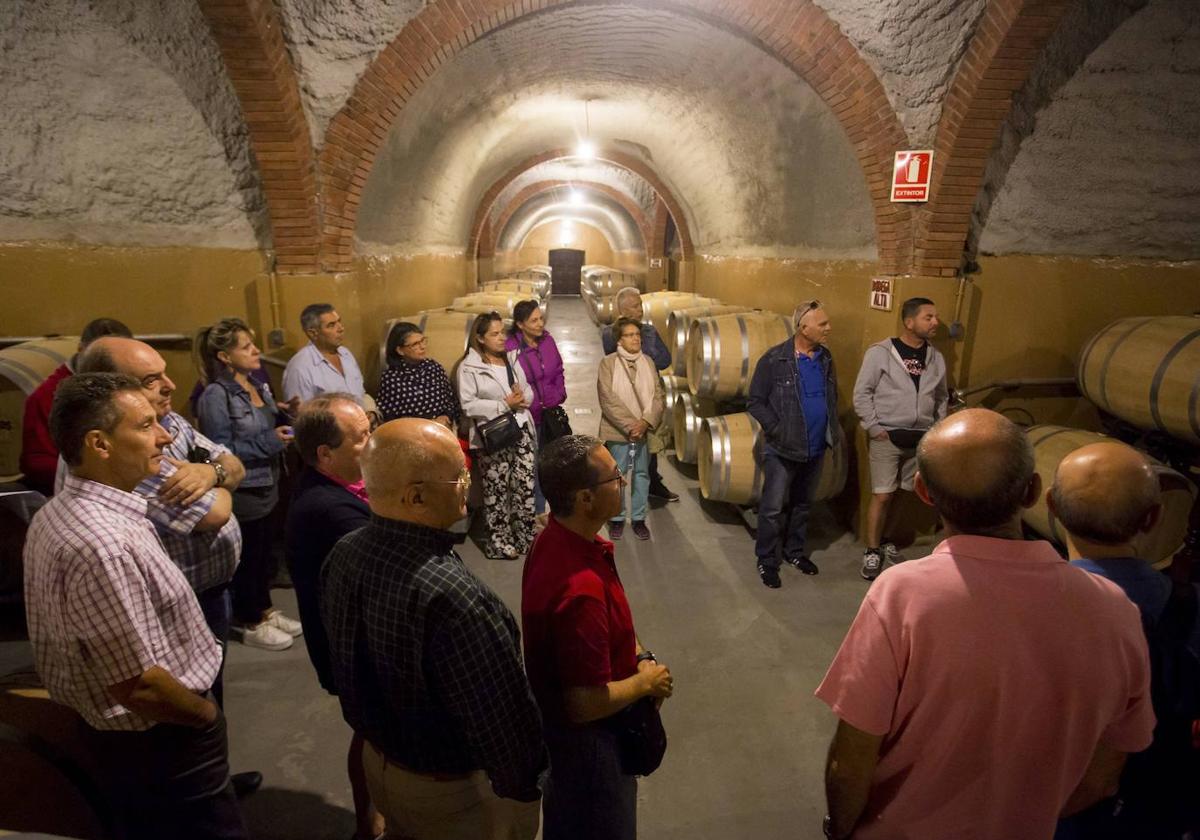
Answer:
[{"left": 457, "top": 311, "right": 537, "bottom": 559}]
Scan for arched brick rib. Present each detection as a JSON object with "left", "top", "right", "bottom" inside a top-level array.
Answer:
[
  {"left": 319, "top": 0, "right": 911, "bottom": 274},
  {"left": 197, "top": 0, "right": 322, "bottom": 273}
]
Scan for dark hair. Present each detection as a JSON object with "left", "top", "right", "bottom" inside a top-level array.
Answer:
[
  {"left": 901, "top": 297, "right": 935, "bottom": 322},
  {"left": 76, "top": 343, "right": 119, "bottom": 374},
  {"left": 80, "top": 318, "right": 132, "bottom": 347},
  {"left": 293, "top": 393, "right": 357, "bottom": 466},
  {"left": 300, "top": 303, "right": 335, "bottom": 333},
  {"left": 539, "top": 435, "right": 604, "bottom": 517},
  {"left": 385, "top": 321, "right": 423, "bottom": 367},
  {"left": 1049, "top": 479, "right": 1160, "bottom": 545},
  {"left": 916, "top": 417, "right": 1035, "bottom": 532},
  {"left": 614, "top": 317, "right": 642, "bottom": 341},
  {"left": 510, "top": 300, "right": 541, "bottom": 335},
  {"left": 195, "top": 317, "right": 252, "bottom": 386},
  {"left": 466, "top": 311, "right": 503, "bottom": 357},
  {"left": 50, "top": 372, "right": 143, "bottom": 466}
]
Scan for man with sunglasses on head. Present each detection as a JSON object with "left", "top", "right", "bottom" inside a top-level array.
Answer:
[
  {"left": 321, "top": 418, "right": 547, "bottom": 840},
  {"left": 746, "top": 300, "right": 841, "bottom": 588}
]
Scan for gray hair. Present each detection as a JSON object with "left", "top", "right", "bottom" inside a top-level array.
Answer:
[
  {"left": 300, "top": 303, "right": 335, "bottom": 333},
  {"left": 615, "top": 287, "right": 642, "bottom": 309}
]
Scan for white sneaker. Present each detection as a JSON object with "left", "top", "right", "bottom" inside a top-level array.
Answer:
[
  {"left": 264, "top": 609, "right": 303, "bottom": 637},
  {"left": 237, "top": 622, "right": 293, "bottom": 651}
]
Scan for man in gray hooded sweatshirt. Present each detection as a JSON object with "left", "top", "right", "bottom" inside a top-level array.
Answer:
[{"left": 852, "top": 297, "right": 948, "bottom": 580}]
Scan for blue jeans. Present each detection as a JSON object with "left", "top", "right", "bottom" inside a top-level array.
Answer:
[
  {"left": 754, "top": 446, "right": 825, "bottom": 569},
  {"left": 606, "top": 441, "right": 649, "bottom": 523}
]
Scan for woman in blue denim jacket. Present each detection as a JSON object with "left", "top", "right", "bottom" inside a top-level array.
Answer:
[{"left": 196, "top": 318, "right": 301, "bottom": 652}]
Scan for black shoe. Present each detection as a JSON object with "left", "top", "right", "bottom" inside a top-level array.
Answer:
[
  {"left": 648, "top": 480, "right": 680, "bottom": 502},
  {"left": 232, "top": 771, "right": 263, "bottom": 798},
  {"left": 786, "top": 555, "right": 819, "bottom": 575},
  {"left": 757, "top": 563, "right": 781, "bottom": 589}
]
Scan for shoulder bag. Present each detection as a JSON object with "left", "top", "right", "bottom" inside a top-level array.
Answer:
[
  {"left": 607, "top": 695, "right": 668, "bottom": 777},
  {"left": 475, "top": 358, "right": 523, "bottom": 454}
]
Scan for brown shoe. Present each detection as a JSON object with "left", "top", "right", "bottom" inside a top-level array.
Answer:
[{"left": 631, "top": 521, "right": 651, "bottom": 540}]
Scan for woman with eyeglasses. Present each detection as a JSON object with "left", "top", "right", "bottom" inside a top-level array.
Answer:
[
  {"left": 377, "top": 321, "right": 461, "bottom": 428},
  {"left": 597, "top": 316, "right": 666, "bottom": 541},
  {"left": 505, "top": 299, "right": 567, "bottom": 514},
  {"left": 195, "top": 317, "right": 301, "bottom": 652},
  {"left": 458, "top": 311, "right": 537, "bottom": 559}
]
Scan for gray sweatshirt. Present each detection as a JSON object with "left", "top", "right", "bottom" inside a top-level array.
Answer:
[{"left": 852, "top": 338, "right": 948, "bottom": 437}]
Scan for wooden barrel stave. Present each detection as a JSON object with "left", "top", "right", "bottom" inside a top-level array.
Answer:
[
  {"left": 1077, "top": 315, "right": 1200, "bottom": 445},
  {"left": 1024, "top": 424, "right": 1196, "bottom": 564},
  {"left": 672, "top": 392, "right": 717, "bottom": 464}
]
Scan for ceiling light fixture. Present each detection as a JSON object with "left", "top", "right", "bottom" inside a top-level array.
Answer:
[
  {"left": 568, "top": 189, "right": 584, "bottom": 206},
  {"left": 575, "top": 100, "right": 596, "bottom": 160}
]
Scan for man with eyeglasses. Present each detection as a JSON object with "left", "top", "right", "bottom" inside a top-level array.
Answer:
[
  {"left": 746, "top": 300, "right": 841, "bottom": 588},
  {"left": 286, "top": 394, "right": 381, "bottom": 840},
  {"left": 522, "top": 435, "right": 674, "bottom": 839},
  {"left": 70, "top": 336, "right": 262, "bottom": 797},
  {"left": 321, "top": 418, "right": 547, "bottom": 840}
]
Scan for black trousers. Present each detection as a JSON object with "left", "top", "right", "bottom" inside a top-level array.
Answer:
[
  {"left": 88, "top": 706, "right": 248, "bottom": 840},
  {"left": 231, "top": 513, "right": 274, "bottom": 625},
  {"left": 543, "top": 724, "right": 637, "bottom": 840}
]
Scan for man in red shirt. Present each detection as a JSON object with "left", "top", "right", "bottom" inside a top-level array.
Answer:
[
  {"left": 522, "top": 434, "right": 674, "bottom": 840},
  {"left": 20, "top": 317, "right": 132, "bottom": 495}
]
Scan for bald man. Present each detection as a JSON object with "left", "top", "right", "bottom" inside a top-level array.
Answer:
[
  {"left": 321, "top": 419, "right": 547, "bottom": 840},
  {"left": 1051, "top": 442, "right": 1200, "bottom": 836},
  {"left": 815, "top": 410, "right": 1154, "bottom": 840}
]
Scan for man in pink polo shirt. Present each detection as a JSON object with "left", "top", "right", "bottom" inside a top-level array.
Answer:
[{"left": 815, "top": 409, "right": 1154, "bottom": 840}]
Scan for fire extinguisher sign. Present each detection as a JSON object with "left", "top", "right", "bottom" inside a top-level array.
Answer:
[{"left": 891, "top": 150, "right": 933, "bottom": 202}]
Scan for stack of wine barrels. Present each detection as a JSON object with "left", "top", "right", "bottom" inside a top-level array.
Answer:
[
  {"left": 1077, "top": 315, "right": 1200, "bottom": 446},
  {"left": 697, "top": 412, "right": 847, "bottom": 506},
  {"left": 481, "top": 277, "right": 550, "bottom": 299},
  {"left": 382, "top": 312, "right": 477, "bottom": 373},
  {"left": 498, "top": 266, "right": 551, "bottom": 283},
  {"left": 1024, "top": 424, "right": 1196, "bottom": 566},
  {"left": 672, "top": 391, "right": 719, "bottom": 464},
  {"left": 449, "top": 292, "right": 535, "bottom": 318},
  {"left": 642, "top": 293, "right": 709, "bottom": 344},
  {"left": 0, "top": 338, "right": 77, "bottom": 479},
  {"left": 582, "top": 267, "right": 648, "bottom": 325},
  {"left": 687, "top": 311, "right": 792, "bottom": 400},
  {"left": 660, "top": 375, "right": 687, "bottom": 450}
]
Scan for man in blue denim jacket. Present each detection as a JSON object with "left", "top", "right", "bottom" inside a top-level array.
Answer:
[{"left": 747, "top": 301, "right": 840, "bottom": 588}]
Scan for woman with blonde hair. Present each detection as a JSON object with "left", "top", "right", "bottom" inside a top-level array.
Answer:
[
  {"left": 457, "top": 311, "right": 537, "bottom": 559},
  {"left": 195, "top": 317, "right": 301, "bottom": 651},
  {"left": 597, "top": 317, "right": 665, "bottom": 541}
]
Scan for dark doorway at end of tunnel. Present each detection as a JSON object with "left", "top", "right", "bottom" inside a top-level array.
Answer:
[{"left": 549, "top": 248, "right": 584, "bottom": 296}]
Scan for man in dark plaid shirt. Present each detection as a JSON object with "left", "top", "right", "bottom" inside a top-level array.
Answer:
[{"left": 322, "top": 418, "right": 547, "bottom": 839}]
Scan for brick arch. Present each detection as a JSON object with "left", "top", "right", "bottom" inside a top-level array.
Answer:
[
  {"left": 482, "top": 180, "right": 653, "bottom": 259},
  {"left": 913, "top": 0, "right": 1078, "bottom": 278},
  {"left": 467, "top": 148, "right": 694, "bottom": 264},
  {"left": 318, "top": 0, "right": 912, "bottom": 275}
]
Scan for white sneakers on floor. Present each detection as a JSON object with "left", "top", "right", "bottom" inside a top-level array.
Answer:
[{"left": 235, "top": 610, "right": 303, "bottom": 651}]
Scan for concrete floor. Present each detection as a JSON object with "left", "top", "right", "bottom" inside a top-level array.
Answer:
[
  {"left": 1, "top": 297, "right": 933, "bottom": 839},
  {"left": 226, "top": 297, "right": 921, "bottom": 840}
]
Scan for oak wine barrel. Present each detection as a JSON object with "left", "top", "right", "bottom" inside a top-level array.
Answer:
[
  {"left": 660, "top": 375, "right": 686, "bottom": 450},
  {"left": 641, "top": 293, "right": 709, "bottom": 347},
  {"left": 481, "top": 279, "right": 550, "bottom": 299},
  {"left": 686, "top": 311, "right": 792, "bottom": 400},
  {"left": 698, "top": 412, "right": 847, "bottom": 506},
  {"left": 667, "top": 304, "right": 751, "bottom": 375},
  {"left": 0, "top": 338, "right": 77, "bottom": 479},
  {"left": 672, "top": 391, "right": 718, "bottom": 464},
  {"left": 1024, "top": 424, "right": 1196, "bottom": 566},
  {"left": 1077, "top": 315, "right": 1200, "bottom": 446}
]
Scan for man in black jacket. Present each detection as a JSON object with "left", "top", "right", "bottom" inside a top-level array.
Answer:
[
  {"left": 746, "top": 301, "right": 840, "bottom": 588},
  {"left": 285, "top": 393, "right": 379, "bottom": 840}
]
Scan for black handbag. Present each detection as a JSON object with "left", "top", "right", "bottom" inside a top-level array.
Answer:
[
  {"left": 886, "top": 428, "right": 926, "bottom": 449},
  {"left": 476, "top": 359, "right": 524, "bottom": 454},
  {"left": 607, "top": 696, "right": 668, "bottom": 777}
]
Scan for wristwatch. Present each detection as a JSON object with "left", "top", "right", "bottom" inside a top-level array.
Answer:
[
  {"left": 636, "top": 650, "right": 656, "bottom": 664},
  {"left": 209, "top": 459, "right": 227, "bottom": 488}
]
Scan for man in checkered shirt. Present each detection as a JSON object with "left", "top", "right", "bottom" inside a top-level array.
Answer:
[
  {"left": 322, "top": 418, "right": 547, "bottom": 839},
  {"left": 24, "top": 373, "right": 248, "bottom": 840}
]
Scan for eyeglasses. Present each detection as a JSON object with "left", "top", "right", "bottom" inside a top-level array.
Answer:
[
  {"left": 403, "top": 337, "right": 428, "bottom": 349},
  {"left": 589, "top": 469, "right": 626, "bottom": 488},
  {"left": 418, "top": 467, "right": 472, "bottom": 491},
  {"left": 793, "top": 299, "right": 822, "bottom": 328}
]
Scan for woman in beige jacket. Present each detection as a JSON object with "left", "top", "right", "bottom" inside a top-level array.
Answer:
[{"left": 597, "top": 317, "right": 666, "bottom": 540}]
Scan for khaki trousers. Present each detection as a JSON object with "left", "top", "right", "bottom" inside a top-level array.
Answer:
[{"left": 363, "top": 741, "right": 540, "bottom": 840}]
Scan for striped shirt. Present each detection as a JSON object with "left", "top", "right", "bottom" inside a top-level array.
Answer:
[
  {"left": 24, "top": 473, "right": 222, "bottom": 731},
  {"left": 55, "top": 411, "right": 242, "bottom": 592}
]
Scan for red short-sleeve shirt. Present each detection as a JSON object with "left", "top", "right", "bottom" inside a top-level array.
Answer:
[{"left": 521, "top": 517, "right": 638, "bottom": 725}]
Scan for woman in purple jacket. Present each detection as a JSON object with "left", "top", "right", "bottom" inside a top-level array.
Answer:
[{"left": 505, "top": 299, "right": 567, "bottom": 513}]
